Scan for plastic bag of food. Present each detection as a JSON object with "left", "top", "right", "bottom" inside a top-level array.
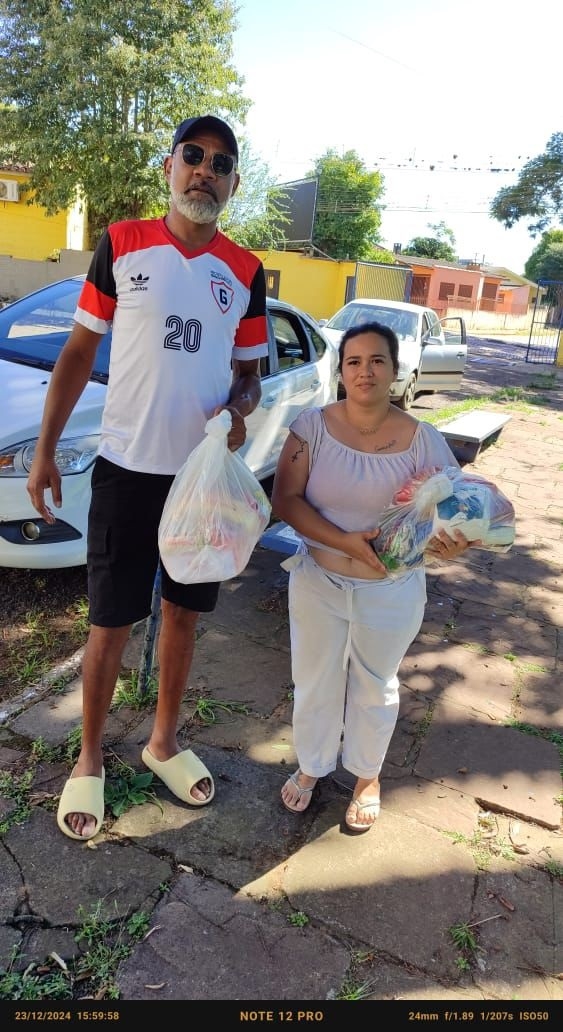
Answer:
[
  {"left": 158, "top": 410, "right": 271, "bottom": 583},
  {"left": 375, "top": 466, "right": 515, "bottom": 576}
]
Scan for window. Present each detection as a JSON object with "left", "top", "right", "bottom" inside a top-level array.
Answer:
[
  {"left": 308, "top": 325, "right": 327, "bottom": 359},
  {"left": 438, "top": 281, "right": 455, "bottom": 300},
  {"left": 458, "top": 284, "right": 472, "bottom": 299},
  {"left": 271, "top": 312, "right": 307, "bottom": 369}
]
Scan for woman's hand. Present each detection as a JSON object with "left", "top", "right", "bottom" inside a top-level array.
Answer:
[
  {"left": 343, "top": 529, "right": 388, "bottom": 573},
  {"left": 426, "top": 529, "right": 476, "bottom": 560}
]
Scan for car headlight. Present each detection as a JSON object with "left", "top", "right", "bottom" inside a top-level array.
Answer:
[{"left": 0, "top": 434, "right": 100, "bottom": 477}]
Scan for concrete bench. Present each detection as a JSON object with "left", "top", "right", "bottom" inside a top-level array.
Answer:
[{"left": 438, "top": 409, "right": 512, "bottom": 463}]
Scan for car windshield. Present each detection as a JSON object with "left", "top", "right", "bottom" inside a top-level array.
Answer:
[
  {"left": 327, "top": 304, "right": 418, "bottom": 340},
  {"left": 0, "top": 279, "right": 111, "bottom": 382}
]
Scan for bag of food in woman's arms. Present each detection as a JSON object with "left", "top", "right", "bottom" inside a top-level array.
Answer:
[{"left": 375, "top": 466, "right": 515, "bottom": 576}]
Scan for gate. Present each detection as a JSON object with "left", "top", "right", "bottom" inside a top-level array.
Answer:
[
  {"left": 352, "top": 262, "right": 412, "bottom": 302},
  {"left": 526, "top": 279, "right": 563, "bottom": 364}
]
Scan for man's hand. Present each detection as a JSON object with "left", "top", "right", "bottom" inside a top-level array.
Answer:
[
  {"left": 212, "top": 404, "right": 247, "bottom": 451},
  {"left": 27, "top": 457, "right": 62, "bottom": 524}
]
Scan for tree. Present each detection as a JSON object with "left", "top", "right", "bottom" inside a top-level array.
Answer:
[
  {"left": 524, "top": 229, "right": 563, "bottom": 282},
  {"left": 219, "top": 140, "right": 290, "bottom": 250},
  {"left": 0, "top": 0, "right": 248, "bottom": 247},
  {"left": 306, "top": 150, "right": 386, "bottom": 260},
  {"left": 405, "top": 221, "right": 457, "bottom": 261},
  {"left": 490, "top": 132, "right": 563, "bottom": 236}
]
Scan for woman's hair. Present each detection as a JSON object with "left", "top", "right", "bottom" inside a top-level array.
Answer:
[{"left": 338, "top": 321, "right": 400, "bottom": 376}]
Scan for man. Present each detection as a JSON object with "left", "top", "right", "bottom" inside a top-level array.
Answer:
[{"left": 27, "top": 115, "right": 268, "bottom": 841}]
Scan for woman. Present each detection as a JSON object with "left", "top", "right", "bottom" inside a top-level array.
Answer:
[{"left": 271, "top": 321, "right": 472, "bottom": 833}]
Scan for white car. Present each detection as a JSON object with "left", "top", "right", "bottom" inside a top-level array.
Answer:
[
  {"left": 0, "top": 277, "right": 338, "bottom": 569},
  {"left": 321, "top": 298, "right": 467, "bottom": 409}
]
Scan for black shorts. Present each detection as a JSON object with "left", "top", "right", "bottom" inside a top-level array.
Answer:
[{"left": 87, "top": 456, "right": 220, "bottom": 627}]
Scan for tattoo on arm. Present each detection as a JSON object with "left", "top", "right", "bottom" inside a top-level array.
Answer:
[{"left": 288, "top": 431, "right": 306, "bottom": 464}]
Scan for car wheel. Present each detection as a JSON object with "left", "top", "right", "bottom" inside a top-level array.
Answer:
[{"left": 397, "top": 372, "right": 417, "bottom": 411}]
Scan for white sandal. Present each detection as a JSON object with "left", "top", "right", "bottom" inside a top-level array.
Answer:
[
  {"left": 281, "top": 769, "right": 317, "bottom": 813},
  {"left": 345, "top": 795, "right": 380, "bottom": 833}
]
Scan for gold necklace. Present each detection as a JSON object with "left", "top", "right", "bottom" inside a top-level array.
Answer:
[
  {"left": 346, "top": 405, "right": 390, "bottom": 435},
  {"left": 358, "top": 426, "right": 381, "bottom": 435}
]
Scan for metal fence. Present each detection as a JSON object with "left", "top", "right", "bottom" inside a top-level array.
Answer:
[
  {"left": 526, "top": 280, "right": 563, "bottom": 365},
  {"left": 352, "top": 262, "right": 412, "bottom": 302}
]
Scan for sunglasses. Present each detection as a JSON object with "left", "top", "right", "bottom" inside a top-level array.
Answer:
[{"left": 179, "top": 142, "right": 236, "bottom": 177}]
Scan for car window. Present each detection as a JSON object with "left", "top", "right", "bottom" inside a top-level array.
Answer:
[
  {"left": 327, "top": 304, "right": 381, "bottom": 331},
  {"left": 0, "top": 279, "right": 111, "bottom": 381},
  {"left": 327, "top": 303, "right": 418, "bottom": 340},
  {"left": 305, "top": 321, "right": 327, "bottom": 359},
  {"left": 270, "top": 311, "right": 309, "bottom": 369},
  {"left": 425, "top": 310, "right": 441, "bottom": 337}
]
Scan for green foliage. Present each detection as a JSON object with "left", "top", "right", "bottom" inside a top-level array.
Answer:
[
  {"left": 524, "top": 229, "right": 563, "bottom": 281},
  {"left": 336, "top": 976, "right": 375, "bottom": 1000},
  {"left": 0, "top": 0, "right": 248, "bottom": 246},
  {"left": 192, "top": 696, "right": 249, "bottom": 725},
  {"left": 307, "top": 149, "right": 386, "bottom": 260},
  {"left": 449, "top": 921, "right": 478, "bottom": 953},
  {"left": 526, "top": 243, "right": 563, "bottom": 282},
  {"left": 405, "top": 220, "right": 457, "bottom": 261},
  {"left": 490, "top": 132, "right": 563, "bottom": 236},
  {"left": 288, "top": 911, "right": 309, "bottom": 928},
  {"left": 0, "top": 947, "right": 71, "bottom": 1000},
  {"left": 220, "top": 138, "right": 291, "bottom": 249},
  {"left": 104, "top": 762, "right": 161, "bottom": 817},
  {"left": 0, "top": 767, "right": 34, "bottom": 834},
  {"left": 112, "top": 669, "right": 158, "bottom": 710}
]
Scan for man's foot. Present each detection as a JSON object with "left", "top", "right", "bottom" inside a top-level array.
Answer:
[
  {"left": 57, "top": 765, "right": 106, "bottom": 841},
  {"left": 281, "top": 769, "right": 318, "bottom": 813},
  {"left": 345, "top": 777, "right": 380, "bottom": 833},
  {"left": 141, "top": 746, "right": 215, "bottom": 807}
]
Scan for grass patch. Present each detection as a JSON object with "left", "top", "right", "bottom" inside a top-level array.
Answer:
[
  {"left": 336, "top": 976, "right": 376, "bottom": 1001},
  {"left": 0, "top": 899, "right": 152, "bottom": 1000},
  {"left": 112, "top": 669, "right": 158, "bottom": 710},
  {"left": 192, "top": 696, "right": 250, "bottom": 725},
  {"left": 0, "top": 767, "right": 34, "bottom": 835}
]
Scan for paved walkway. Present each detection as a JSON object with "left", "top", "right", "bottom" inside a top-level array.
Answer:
[{"left": 0, "top": 341, "right": 562, "bottom": 1015}]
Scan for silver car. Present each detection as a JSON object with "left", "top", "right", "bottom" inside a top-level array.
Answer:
[
  {"left": 0, "top": 277, "right": 337, "bottom": 569},
  {"left": 321, "top": 298, "right": 467, "bottom": 409}
]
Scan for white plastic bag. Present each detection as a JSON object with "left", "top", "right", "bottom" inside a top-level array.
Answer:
[{"left": 158, "top": 410, "right": 271, "bottom": 583}]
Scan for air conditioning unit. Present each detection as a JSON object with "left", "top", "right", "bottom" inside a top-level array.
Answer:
[{"left": 0, "top": 178, "right": 20, "bottom": 202}]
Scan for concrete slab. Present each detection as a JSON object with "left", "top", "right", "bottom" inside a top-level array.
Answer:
[
  {"left": 415, "top": 699, "right": 562, "bottom": 829},
  {"left": 281, "top": 804, "right": 476, "bottom": 979},
  {"left": 116, "top": 871, "right": 350, "bottom": 1000}
]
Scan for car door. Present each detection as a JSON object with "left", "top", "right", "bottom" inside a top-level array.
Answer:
[
  {"left": 417, "top": 310, "right": 467, "bottom": 390},
  {"left": 239, "top": 304, "right": 327, "bottom": 480}
]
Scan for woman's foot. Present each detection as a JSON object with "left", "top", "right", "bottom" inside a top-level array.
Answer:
[
  {"left": 281, "top": 769, "right": 318, "bottom": 813},
  {"left": 345, "top": 777, "right": 380, "bottom": 832}
]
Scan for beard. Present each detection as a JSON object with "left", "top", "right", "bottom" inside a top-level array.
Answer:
[{"left": 171, "top": 187, "right": 229, "bottom": 224}]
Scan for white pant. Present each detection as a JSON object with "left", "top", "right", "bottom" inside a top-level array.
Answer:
[{"left": 284, "top": 554, "right": 427, "bottom": 780}]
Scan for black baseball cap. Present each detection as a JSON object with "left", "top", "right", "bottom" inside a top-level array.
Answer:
[{"left": 171, "top": 116, "right": 238, "bottom": 162}]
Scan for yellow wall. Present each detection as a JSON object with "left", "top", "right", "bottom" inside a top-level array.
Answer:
[
  {"left": 0, "top": 173, "right": 85, "bottom": 260},
  {"left": 252, "top": 250, "right": 355, "bottom": 322}
]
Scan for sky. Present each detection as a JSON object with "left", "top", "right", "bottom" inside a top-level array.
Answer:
[{"left": 231, "top": 0, "right": 561, "bottom": 275}]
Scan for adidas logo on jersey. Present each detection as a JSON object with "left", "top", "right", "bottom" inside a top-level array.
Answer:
[{"left": 130, "top": 273, "right": 149, "bottom": 292}]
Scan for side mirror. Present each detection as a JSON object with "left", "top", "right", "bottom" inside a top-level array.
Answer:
[{"left": 318, "top": 318, "right": 328, "bottom": 327}]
